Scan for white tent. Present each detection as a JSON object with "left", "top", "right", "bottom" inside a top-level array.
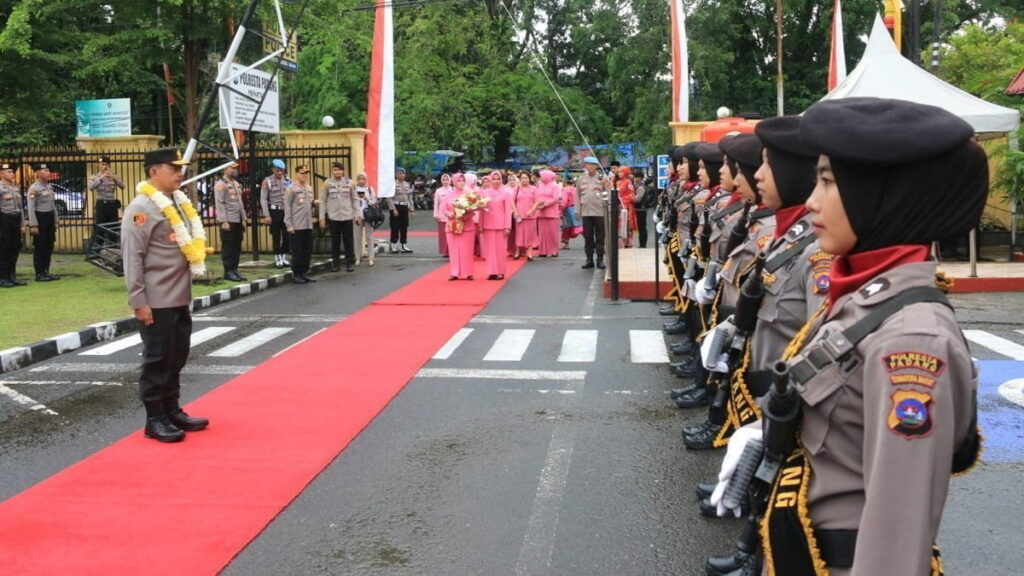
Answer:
[{"left": 823, "top": 14, "right": 1020, "bottom": 134}]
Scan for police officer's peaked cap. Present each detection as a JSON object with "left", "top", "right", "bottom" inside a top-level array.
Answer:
[
  {"left": 331, "top": 161, "right": 345, "bottom": 169},
  {"left": 800, "top": 97, "right": 974, "bottom": 166},
  {"left": 296, "top": 165, "right": 311, "bottom": 174},
  {"left": 33, "top": 163, "right": 50, "bottom": 171},
  {"left": 695, "top": 143, "right": 723, "bottom": 164},
  {"left": 755, "top": 116, "right": 817, "bottom": 159},
  {"left": 719, "top": 133, "right": 762, "bottom": 170},
  {"left": 144, "top": 147, "right": 190, "bottom": 167},
  {"left": 99, "top": 156, "right": 111, "bottom": 164},
  {"left": 0, "top": 162, "right": 14, "bottom": 170}
]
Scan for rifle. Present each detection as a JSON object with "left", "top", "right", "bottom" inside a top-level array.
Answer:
[
  {"left": 698, "top": 205, "right": 715, "bottom": 287},
  {"left": 721, "top": 201, "right": 753, "bottom": 260}
]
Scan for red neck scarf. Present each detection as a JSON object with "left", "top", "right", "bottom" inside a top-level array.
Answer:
[
  {"left": 828, "top": 244, "right": 931, "bottom": 306},
  {"left": 773, "top": 205, "right": 807, "bottom": 239}
]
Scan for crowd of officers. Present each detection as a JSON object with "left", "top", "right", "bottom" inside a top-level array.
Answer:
[{"left": 652, "top": 98, "right": 984, "bottom": 575}]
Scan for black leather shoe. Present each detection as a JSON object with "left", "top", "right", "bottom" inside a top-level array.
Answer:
[
  {"left": 684, "top": 422, "right": 722, "bottom": 450},
  {"left": 671, "top": 361, "right": 696, "bottom": 379},
  {"left": 292, "top": 276, "right": 308, "bottom": 284},
  {"left": 596, "top": 258, "right": 606, "bottom": 269},
  {"left": 144, "top": 416, "right": 185, "bottom": 443},
  {"left": 346, "top": 265, "right": 354, "bottom": 272},
  {"left": 0, "top": 278, "right": 14, "bottom": 288},
  {"left": 683, "top": 419, "right": 712, "bottom": 436},
  {"left": 301, "top": 274, "right": 317, "bottom": 283},
  {"left": 696, "top": 481, "right": 717, "bottom": 501},
  {"left": 706, "top": 550, "right": 754, "bottom": 575},
  {"left": 581, "top": 260, "right": 595, "bottom": 269},
  {"left": 664, "top": 322, "right": 687, "bottom": 335},
  {"left": 168, "top": 409, "right": 209, "bottom": 432},
  {"left": 699, "top": 497, "right": 721, "bottom": 518},
  {"left": 675, "top": 386, "right": 711, "bottom": 409},
  {"left": 44, "top": 273, "right": 60, "bottom": 280},
  {"left": 235, "top": 272, "right": 248, "bottom": 281},
  {"left": 670, "top": 341, "right": 694, "bottom": 356},
  {"left": 330, "top": 264, "right": 341, "bottom": 272},
  {"left": 35, "top": 274, "right": 53, "bottom": 282},
  {"left": 9, "top": 277, "right": 26, "bottom": 286},
  {"left": 658, "top": 304, "right": 677, "bottom": 316},
  {"left": 670, "top": 383, "right": 699, "bottom": 400},
  {"left": 225, "top": 271, "right": 243, "bottom": 282}
]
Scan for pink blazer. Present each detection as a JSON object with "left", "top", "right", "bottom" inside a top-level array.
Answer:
[
  {"left": 515, "top": 185, "right": 538, "bottom": 219},
  {"left": 480, "top": 185, "right": 513, "bottom": 230},
  {"left": 561, "top": 185, "right": 577, "bottom": 209},
  {"left": 535, "top": 181, "right": 562, "bottom": 219},
  {"left": 440, "top": 192, "right": 479, "bottom": 229},
  {"left": 433, "top": 186, "right": 454, "bottom": 222}
]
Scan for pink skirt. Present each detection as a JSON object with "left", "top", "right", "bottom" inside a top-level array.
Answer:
[
  {"left": 437, "top": 221, "right": 449, "bottom": 255},
  {"left": 537, "top": 217, "right": 561, "bottom": 256},
  {"left": 515, "top": 218, "right": 538, "bottom": 249},
  {"left": 481, "top": 229, "right": 508, "bottom": 276},
  {"left": 447, "top": 227, "right": 476, "bottom": 279}
]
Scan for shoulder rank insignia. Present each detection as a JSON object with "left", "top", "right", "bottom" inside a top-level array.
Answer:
[
  {"left": 888, "top": 389, "right": 934, "bottom": 439},
  {"left": 133, "top": 213, "right": 147, "bottom": 227},
  {"left": 859, "top": 278, "right": 891, "bottom": 298},
  {"left": 787, "top": 221, "right": 808, "bottom": 239},
  {"left": 883, "top": 351, "right": 946, "bottom": 376}
]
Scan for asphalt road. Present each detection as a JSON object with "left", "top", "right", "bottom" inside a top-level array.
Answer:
[{"left": 1, "top": 217, "right": 1023, "bottom": 575}]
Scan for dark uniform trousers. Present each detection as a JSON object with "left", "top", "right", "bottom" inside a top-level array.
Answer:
[
  {"left": 93, "top": 199, "right": 120, "bottom": 245},
  {"left": 582, "top": 215, "right": 605, "bottom": 258},
  {"left": 389, "top": 204, "right": 410, "bottom": 244},
  {"left": 139, "top": 306, "right": 192, "bottom": 407},
  {"left": 32, "top": 211, "right": 56, "bottom": 275},
  {"left": 291, "top": 229, "right": 313, "bottom": 275},
  {"left": 269, "top": 207, "right": 290, "bottom": 254},
  {"left": 635, "top": 208, "right": 648, "bottom": 248},
  {"left": 219, "top": 222, "right": 244, "bottom": 272},
  {"left": 328, "top": 219, "right": 355, "bottom": 266},
  {"left": 0, "top": 213, "right": 22, "bottom": 278}
]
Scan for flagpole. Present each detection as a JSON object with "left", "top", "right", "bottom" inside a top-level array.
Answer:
[{"left": 775, "top": 0, "right": 784, "bottom": 116}]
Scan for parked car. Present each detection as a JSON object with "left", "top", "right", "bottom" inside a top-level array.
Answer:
[{"left": 50, "top": 183, "right": 85, "bottom": 218}]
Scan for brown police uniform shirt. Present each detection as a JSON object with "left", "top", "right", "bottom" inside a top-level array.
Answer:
[
  {"left": 323, "top": 177, "right": 360, "bottom": 221},
  {"left": 214, "top": 177, "right": 247, "bottom": 224},
  {"left": 284, "top": 182, "right": 313, "bottom": 231},
  {"left": 27, "top": 181, "right": 58, "bottom": 226},
  {"left": 718, "top": 213, "right": 776, "bottom": 311},
  {"left": 384, "top": 181, "right": 414, "bottom": 211},
  {"left": 88, "top": 173, "right": 124, "bottom": 201},
  {"left": 751, "top": 214, "right": 830, "bottom": 370},
  {"left": 260, "top": 174, "right": 288, "bottom": 215},
  {"left": 121, "top": 191, "right": 192, "bottom": 310},
  {"left": 0, "top": 182, "right": 23, "bottom": 226},
  {"left": 576, "top": 173, "right": 609, "bottom": 218},
  {"left": 793, "top": 261, "right": 976, "bottom": 576}
]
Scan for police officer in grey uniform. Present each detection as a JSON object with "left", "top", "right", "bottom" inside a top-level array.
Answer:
[
  {"left": 0, "top": 162, "right": 26, "bottom": 287},
  {"left": 88, "top": 155, "right": 124, "bottom": 245},
  {"left": 214, "top": 163, "right": 248, "bottom": 282},
  {"left": 261, "top": 159, "right": 290, "bottom": 267},
  {"left": 577, "top": 156, "right": 611, "bottom": 269},
  {"left": 27, "top": 163, "right": 59, "bottom": 282},
  {"left": 284, "top": 165, "right": 315, "bottom": 283},
  {"left": 386, "top": 167, "right": 415, "bottom": 253},
  {"left": 122, "top": 147, "right": 208, "bottom": 443},
  {"left": 321, "top": 161, "right": 361, "bottom": 272}
]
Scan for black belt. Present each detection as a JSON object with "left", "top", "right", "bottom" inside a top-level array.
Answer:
[
  {"left": 97, "top": 199, "right": 118, "bottom": 204},
  {"left": 393, "top": 202, "right": 408, "bottom": 206},
  {"left": 816, "top": 528, "right": 857, "bottom": 568},
  {"left": 270, "top": 205, "right": 283, "bottom": 210}
]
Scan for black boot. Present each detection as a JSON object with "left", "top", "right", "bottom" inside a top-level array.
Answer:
[
  {"left": 696, "top": 481, "right": 717, "bottom": 500},
  {"left": 165, "top": 399, "right": 209, "bottom": 431},
  {"left": 581, "top": 258, "right": 595, "bottom": 269},
  {"left": 683, "top": 419, "right": 712, "bottom": 436},
  {"left": 670, "top": 383, "right": 700, "bottom": 400},
  {"left": 684, "top": 421, "right": 723, "bottom": 450},
  {"left": 596, "top": 255, "right": 605, "bottom": 269},
  {"left": 663, "top": 318, "right": 688, "bottom": 335},
  {"left": 143, "top": 401, "right": 184, "bottom": 442},
  {"left": 675, "top": 385, "right": 711, "bottom": 409},
  {"left": 671, "top": 358, "right": 697, "bottom": 378},
  {"left": 706, "top": 550, "right": 758, "bottom": 575},
  {"left": 9, "top": 275, "right": 26, "bottom": 286},
  {"left": 0, "top": 277, "right": 14, "bottom": 288},
  {"left": 225, "top": 270, "right": 244, "bottom": 282},
  {"left": 658, "top": 304, "right": 677, "bottom": 316},
  {"left": 670, "top": 340, "right": 694, "bottom": 356}
]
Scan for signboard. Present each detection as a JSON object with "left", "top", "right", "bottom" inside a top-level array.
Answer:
[
  {"left": 217, "top": 62, "right": 281, "bottom": 134},
  {"left": 262, "top": 27, "right": 298, "bottom": 72},
  {"left": 657, "top": 155, "right": 670, "bottom": 190},
  {"left": 75, "top": 98, "right": 131, "bottom": 138}
]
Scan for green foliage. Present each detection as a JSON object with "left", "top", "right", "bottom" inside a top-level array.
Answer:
[{"left": 939, "top": 21, "right": 1024, "bottom": 110}]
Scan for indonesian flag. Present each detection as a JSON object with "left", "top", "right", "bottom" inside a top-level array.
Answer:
[
  {"left": 670, "top": 0, "right": 689, "bottom": 123},
  {"left": 365, "top": 1, "right": 395, "bottom": 198},
  {"left": 828, "top": 0, "right": 847, "bottom": 91}
]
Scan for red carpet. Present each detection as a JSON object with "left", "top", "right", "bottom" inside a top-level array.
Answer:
[{"left": 0, "top": 259, "right": 523, "bottom": 575}]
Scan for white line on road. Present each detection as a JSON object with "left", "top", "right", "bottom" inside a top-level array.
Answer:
[
  {"left": 0, "top": 385, "right": 57, "bottom": 415},
  {"left": 0, "top": 380, "right": 122, "bottom": 386},
  {"left": 433, "top": 328, "right": 474, "bottom": 359},
  {"left": 208, "top": 327, "right": 293, "bottom": 357},
  {"left": 557, "top": 330, "right": 598, "bottom": 363},
  {"left": 999, "top": 379, "right": 1024, "bottom": 408},
  {"left": 30, "top": 363, "right": 253, "bottom": 375},
  {"left": 629, "top": 330, "right": 670, "bottom": 363},
  {"left": 79, "top": 334, "right": 142, "bottom": 356},
  {"left": 417, "top": 368, "right": 586, "bottom": 381},
  {"left": 193, "top": 314, "right": 344, "bottom": 323},
  {"left": 471, "top": 315, "right": 595, "bottom": 325},
  {"left": 484, "top": 329, "right": 535, "bottom": 362},
  {"left": 189, "top": 326, "right": 237, "bottom": 347},
  {"left": 963, "top": 330, "right": 1024, "bottom": 360}
]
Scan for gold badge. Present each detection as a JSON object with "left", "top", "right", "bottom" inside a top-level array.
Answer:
[{"left": 133, "top": 213, "right": 147, "bottom": 227}]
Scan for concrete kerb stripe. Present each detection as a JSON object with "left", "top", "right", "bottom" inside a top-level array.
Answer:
[{"left": 0, "top": 260, "right": 330, "bottom": 375}]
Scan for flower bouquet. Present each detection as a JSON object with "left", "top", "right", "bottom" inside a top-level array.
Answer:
[{"left": 447, "top": 191, "right": 490, "bottom": 234}]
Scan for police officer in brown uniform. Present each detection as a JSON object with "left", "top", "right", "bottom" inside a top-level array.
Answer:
[
  {"left": 88, "top": 155, "right": 124, "bottom": 245},
  {"left": 385, "top": 167, "right": 415, "bottom": 253},
  {"left": 577, "top": 156, "right": 611, "bottom": 269},
  {"left": 26, "top": 163, "right": 59, "bottom": 282},
  {"left": 756, "top": 99, "right": 984, "bottom": 575},
  {"left": 0, "top": 162, "right": 26, "bottom": 287},
  {"left": 214, "top": 163, "right": 248, "bottom": 282},
  {"left": 261, "top": 159, "right": 291, "bottom": 268},
  {"left": 321, "top": 162, "right": 361, "bottom": 272},
  {"left": 284, "top": 165, "right": 315, "bottom": 283},
  {"left": 122, "top": 147, "right": 208, "bottom": 443}
]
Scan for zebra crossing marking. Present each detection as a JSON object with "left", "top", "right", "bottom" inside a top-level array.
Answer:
[
  {"left": 433, "top": 328, "right": 474, "bottom": 360},
  {"left": 964, "top": 330, "right": 1024, "bottom": 361},
  {"left": 629, "top": 330, "right": 670, "bottom": 363},
  {"left": 79, "top": 334, "right": 143, "bottom": 356},
  {"left": 208, "top": 327, "right": 294, "bottom": 358},
  {"left": 557, "top": 330, "right": 598, "bottom": 363},
  {"left": 484, "top": 329, "right": 535, "bottom": 362}
]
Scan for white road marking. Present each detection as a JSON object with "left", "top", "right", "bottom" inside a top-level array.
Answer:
[
  {"left": 417, "top": 368, "right": 586, "bottom": 381},
  {"left": 629, "top": 330, "right": 670, "bottom": 363},
  {"left": 582, "top": 268, "right": 602, "bottom": 317},
  {"left": 963, "top": 330, "right": 1024, "bottom": 360},
  {"left": 208, "top": 327, "right": 294, "bottom": 357},
  {"left": 30, "top": 363, "right": 253, "bottom": 375},
  {"left": 433, "top": 328, "right": 474, "bottom": 359},
  {"left": 272, "top": 328, "right": 327, "bottom": 358},
  {"left": 1, "top": 380, "right": 121, "bottom": 386},
  {"left": 189, "top": 326, "right": 237, "bottom": 347},
  {"left": 484, "top": 329, "right": 535, "bottom": 362},
  {"left": 557, "top": 330, "right": 598, "bottom": 363},
  {"left": 193, "top": 314, "right": 343, "bottom": 323},
  {"left": 0, "top": 385, "right": 57, "bottom": 415},
  {"left": 999, "top": 379, "right": 1024, "bottom": 408},
  {"left": 471, "top": 315, "right": 595, "bottom": 325},
  {"left": 79, "top": 334, "right": 142, "bottom": 356}
]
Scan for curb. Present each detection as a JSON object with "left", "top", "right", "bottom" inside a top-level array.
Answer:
[{"left": 0, "top": 261, "right": 330, "bottom": 375}]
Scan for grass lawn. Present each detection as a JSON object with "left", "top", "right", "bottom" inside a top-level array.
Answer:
[{"left": 0, "top": 253, "right": 282, "bottom": 351}]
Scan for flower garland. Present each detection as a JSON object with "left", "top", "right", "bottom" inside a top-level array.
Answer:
[{"left": 137, "top": 181, "right": 208, "bottom": 276}]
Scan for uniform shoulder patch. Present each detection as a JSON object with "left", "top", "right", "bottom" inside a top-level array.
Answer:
[
  {"left": 888, "top": 389, "right": 934, "bottom": 439},
  {"left": 883, "top": 351, "right": 946, "bottom": 376},
  {"left": 133, "top": 213, "right": 147, "bottom": 227},
  {"left": 756, "top": 234, "right": 772, "bottom": 252},
  {"left": 860, "top": 278, "right": 891, "bottom": 298},
  {"left": 809, "top": 251, "right": 832, "bottom": 295},
  {"left": 889, "top": 373, "right": 937, "bottom": 388}
]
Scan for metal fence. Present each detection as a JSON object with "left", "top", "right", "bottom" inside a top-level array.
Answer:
[{"left": 1, "top": 143, "right": 353, "bottom": 255}]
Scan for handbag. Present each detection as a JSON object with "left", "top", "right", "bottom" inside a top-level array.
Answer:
[{"left": 363, "top": 201, "right": 385, "bottom": 229}]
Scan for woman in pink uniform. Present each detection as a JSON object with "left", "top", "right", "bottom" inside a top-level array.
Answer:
[
  {"left": 560, "top": 174, "right": 577, "bottom": 249},
  {"left": 442, "top": 173, "right": 479, "bottom": 280},
  {"left": 535, "top": 169, "right": 563, "bottom": 257},
  {"left": 433, "top": 173, "right": 454, "bottom": 256},
  {"left": 480, "top": 171, "right": 513, "bottom": 280},
  {"left": 512, "top": 171, "right": 538, "bottom": 260}
]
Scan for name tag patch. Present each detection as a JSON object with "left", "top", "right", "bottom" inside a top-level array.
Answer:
[{"left": 883, "top": 351, "right": 946, "bottom": 376}]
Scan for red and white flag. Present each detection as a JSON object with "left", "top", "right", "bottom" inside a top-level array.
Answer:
[
  {"left": 670, "top": 0, "right": 689, "bottom": 122},
  {"left": 828, "top": 0, "right": 847, "bottom": 91},
  {"left": 365, "top": 1, "right": 395, "bottom": 198}
]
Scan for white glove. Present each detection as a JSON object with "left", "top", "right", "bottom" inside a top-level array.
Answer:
[
  {"left": 709, "top": 425, "right": 764, "bottom": 518},
  {"left": 700, "top": 316, "right": 735, "bottom": 371},
  {"left": 695, "top": 278, "right": 717, "bottom": 305},
  {"left": 685, "top": 278, "right": 697, "bottom": 295},
  {"left": 655, "top": 221, "right": 666, "bottom": 235}
]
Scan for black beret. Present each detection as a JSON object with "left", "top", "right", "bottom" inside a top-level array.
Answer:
[
  {"left": 331, "top": 161, "right": 345, "bottom": 169},
  {"left": 695, "top": 143, "right": 723, "bottom": 164},
  {"left": 144, "top": 147, "right": 189, "bottom": 167},
  {"left": 800, "top": 97, "right": 974, "bottom": 166},
  {"left": 755, "top": 116, "right": 817, "bottom": 159},
  {"left": 719, "top": 133, "right": 762, "bottom": 169},
  {"left": 669, "top": 146, "right": 686, "bottom": 164},
  {"left": 680, "top": 142, "right": 700, "bottom": 160}
]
